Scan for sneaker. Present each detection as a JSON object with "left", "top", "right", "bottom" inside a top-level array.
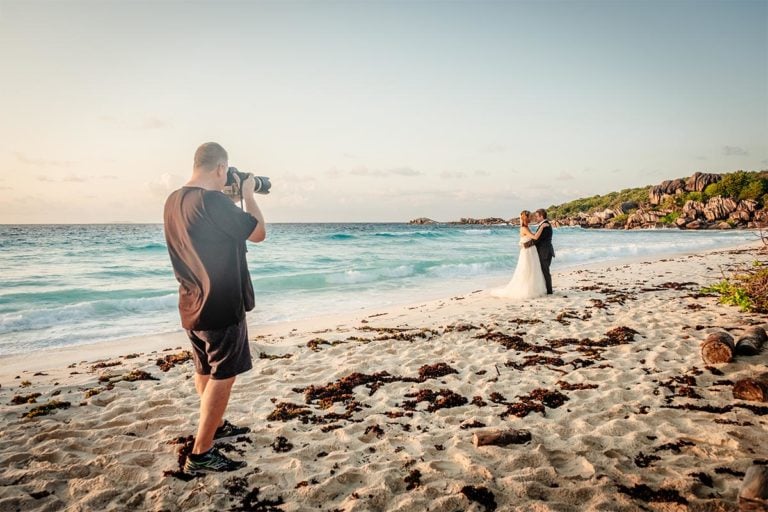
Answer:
[
  {"left": 183, "top": 447, "right": 247, "bottom": 473},
  {"left": 214, "top": 420, "right": 251, "bottom": 440}
]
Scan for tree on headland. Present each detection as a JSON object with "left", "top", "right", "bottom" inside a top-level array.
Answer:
[{"left": 702, "top": 171, "right": 767, "bottom": 204}]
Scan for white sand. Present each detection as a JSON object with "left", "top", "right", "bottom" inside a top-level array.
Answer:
[{"left": 1, "top": 243, "right": 766, "bottom": 511}]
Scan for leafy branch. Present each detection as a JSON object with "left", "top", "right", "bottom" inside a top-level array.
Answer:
[{"left": 703, "top": 259, "right": 768, "bottom": 313}]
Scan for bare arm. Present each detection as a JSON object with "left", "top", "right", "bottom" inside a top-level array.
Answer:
[
  {"left": 521, "top": 225, "right": 542, "bottom": 240},
  {"left": 240, "top": 175, "right": 266, "bottom": 243}
]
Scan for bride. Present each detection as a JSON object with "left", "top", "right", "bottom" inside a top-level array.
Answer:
[{"left": 491, "top": 210, "right": 548, "bottom": 299}]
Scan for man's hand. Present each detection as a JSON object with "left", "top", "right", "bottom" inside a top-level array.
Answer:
[
  {"left": 523, "top": 240, "right": 535, "bottom": 249},
  {"left": 239, "top": 173, "right": 255, "bottom": 196}
]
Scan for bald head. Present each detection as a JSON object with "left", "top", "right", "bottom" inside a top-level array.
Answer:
[{"left": 194, "top": 142, "right": 228, "bottom": 172}]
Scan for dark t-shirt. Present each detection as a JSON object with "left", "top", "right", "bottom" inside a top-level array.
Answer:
[{"left": 163, "top": 187, "right": 259, "bottom": 330}]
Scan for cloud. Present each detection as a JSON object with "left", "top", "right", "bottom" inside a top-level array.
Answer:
[
  {"left": 350, "top": 166, "right": 386, "bottom": 177},
  {"left": 326, "top": 166, "right": 423, "bottom": 178},
  {"left": 282, "top": 173, "right": 317, "bottom": 183},
  {"left": 145, "top": 173, "right": 185, "bottom": 198},
  {"left": 440, "top": 171, "right": 466, "bottom": 179},
  {"left": 98, "top": 115, "right": 170, "bottom": 130},
  {"left": 139, "top": 117, "right": 170, "bottom": 130},
  {"left": 723, "top": 145, "right": 748, "bottom": 156},
  {"left": 388, "top": 167, "right": 421, "bottom": 176},
  {"left": 556, "top": 171, "right": 575, "bottom": 180},
  {"left": 33, "top": 174, "right": 107, "bottom": 183},
  {"left": 474, "top": 170, "right": 491, "bottom": 176},
  {"left": 481, "top": 144, "right": 507, "bottom": 154},
  {"left": 16, "top": 152, "right": 74, "bottom": 167}
]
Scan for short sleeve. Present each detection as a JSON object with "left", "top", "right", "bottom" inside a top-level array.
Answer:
[{"left": 203, "top": 191, "right": 259, "bottom": 241}]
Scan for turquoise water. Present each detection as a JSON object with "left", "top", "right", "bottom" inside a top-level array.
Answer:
[{"left": 0, "top": 223, "right": 756, "bottom": 355}]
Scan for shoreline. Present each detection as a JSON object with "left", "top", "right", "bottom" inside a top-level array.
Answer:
[{"left": 0, "top": 239, "right": 759, "bottom": 384}]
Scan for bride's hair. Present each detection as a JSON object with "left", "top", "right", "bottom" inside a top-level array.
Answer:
[{"left": 520, "top": 210, "right": 530, "bottom": 227}]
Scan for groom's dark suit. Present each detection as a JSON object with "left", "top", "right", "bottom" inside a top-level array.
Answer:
[{"left": 533, "top": 220, "right": 554, "bottom": 294}]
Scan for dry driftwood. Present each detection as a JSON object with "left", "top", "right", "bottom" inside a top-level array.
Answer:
[
  {"left": 733, "top": 373, "right": 768, "bottom": 402},
  {"left": 701, "top": 332, "right": 735, "bottom": 364},
  {"left": 735, "top": 326, "right": 767, "bottom": 356},
  {"left": 739, "top": 465, "right": 768, "bottom": 509},
  {"left": 473, "top": 429, "right": 532, "bottom": 447}
]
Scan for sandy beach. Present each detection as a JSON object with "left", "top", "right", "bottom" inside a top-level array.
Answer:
[{"left": 1, "top": 243, "right": 766, "bottom": 512}]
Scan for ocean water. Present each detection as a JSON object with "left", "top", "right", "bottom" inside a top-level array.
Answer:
[{"left": 0, "top": 223, "right": 757, "bottom": 356}]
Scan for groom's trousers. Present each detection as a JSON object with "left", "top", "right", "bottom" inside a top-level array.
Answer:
[{"left": 540, "top": 254, "right": 553, "bottom": 294}]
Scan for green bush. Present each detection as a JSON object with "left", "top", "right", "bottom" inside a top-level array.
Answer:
[
  {"left": 659, "top": 212, "right": 680, "bottom": 225},
  {"left": 684, "top": 191, "right": 703, "bottom": 203},
  {"left": 660, "top": 196, "right": 678, "bottom": 209},
  {"left": 739, "top": 180, "right": 766, "bottom": 201},
  {"left": 702, "top": 263, "right": 768, "bottom": 313},
  {"left": 703, "top": 280, "right": 752, "bottom": 311},
  {"left": 547, "top": 185, "right": 651, "bottom": 220},
  {"left": 611, "top": 213, "right": 628, "bottom": 226},
  {"left": 703, "top": 171, "right": 768, "bottom": 201}
]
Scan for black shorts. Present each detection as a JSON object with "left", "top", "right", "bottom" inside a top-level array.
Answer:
[{"left": 186, "top": 318, "right": 253, "bottom": 380}]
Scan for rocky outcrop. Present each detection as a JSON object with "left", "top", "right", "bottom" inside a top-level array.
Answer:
[
  {"left": 703, "top": 197, "right": 738, "bottom": 222},
  {"left": 649, "top": 179, "right": 687, "bottom": 205},
  {"left": 687, "top": 172, "right": 722, "bottom": 193},
  {"left": 625, "top": 209, "right": 669, "bottom": 229},
  {"left": 682, "top": 200, "right": 705, "bottom": 218},
  {"left": 453, "top": 217, "right": 510, "bottom": 225},
  {"left": 649, "top": 172, "right": 722, "bottom": 205},
  {"left": 408, "top": 217, "right": 437, "bottom": 225},
  {"left": 660, "top": 197, "right": 762, "bottom": 230}
]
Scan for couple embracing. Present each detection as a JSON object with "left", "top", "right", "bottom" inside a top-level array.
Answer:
[{"left": 492, "top": 208, "right": 555, "bottom": 299}]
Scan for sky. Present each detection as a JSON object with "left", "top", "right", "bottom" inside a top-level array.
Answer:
[{"left": 0, "top": 0, "right": 766, "bottom": 223}]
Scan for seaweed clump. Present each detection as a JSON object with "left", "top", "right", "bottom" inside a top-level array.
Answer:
[
  {"left": 22, "top": 400, "right": 71, "bottom": 419},
  {"left": 476, "top": 331, "right": 555, "bottom": 353},
  {"left": 404, "top": 469, "right": 422, "bottom": 490},
  {"left": 499, "top": 388, "right": 569, "bottom": 419},
  {"left": 156, "top": 351, "right": 192, "bottom": 372},
  {"left": 617, "top": 484, "right": 688, "bottom": 505},
  {"left": 224, "top": 477, "right": 285, "bottom": 512},
  {"left": 461, "top": 486, "right": 497, "bottom": 512},
  {"left": 402, "top": 389, "right": 468, "bottom": 412},
  {"left": 418, "top": 362, "right": 458, "bottom": 381},
  {"left": 123, "top": 369, "right": 159, "bottom": 382},
  {"left": 10, "top": 393, "right": 41, "bottom": 405},
  {"left": 270, "top": 436, "right": 293, "bottom": 453},
  {"left": 267, "top": 402, "right": 312, "bottom": 422}
]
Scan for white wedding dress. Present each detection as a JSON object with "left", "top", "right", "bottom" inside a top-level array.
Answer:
[{"left": 491, "top": 235, "right": 548, "bottom": 299}]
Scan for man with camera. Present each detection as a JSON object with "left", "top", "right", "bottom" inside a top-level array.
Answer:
[{"left": 163, "top": 142, "right": 266, "bottom": 473}]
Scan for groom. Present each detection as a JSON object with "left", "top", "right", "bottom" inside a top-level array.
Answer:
[{"left": 524, "top": 209, "right": 554, "bottom": 294}]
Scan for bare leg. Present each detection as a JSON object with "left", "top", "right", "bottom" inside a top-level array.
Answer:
[
  {"left": 195, "top": 373, "right": 210, "bottom": 396},
  {"left": 192, "top": 376, "right": 235, "bottom": 454},
  {"left": 194, "top": 373, "right": 226, "bottom": 432}
]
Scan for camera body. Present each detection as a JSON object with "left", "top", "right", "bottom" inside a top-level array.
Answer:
[{"left": 225, "top": 167, "right": 271, "bottom": 195}]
